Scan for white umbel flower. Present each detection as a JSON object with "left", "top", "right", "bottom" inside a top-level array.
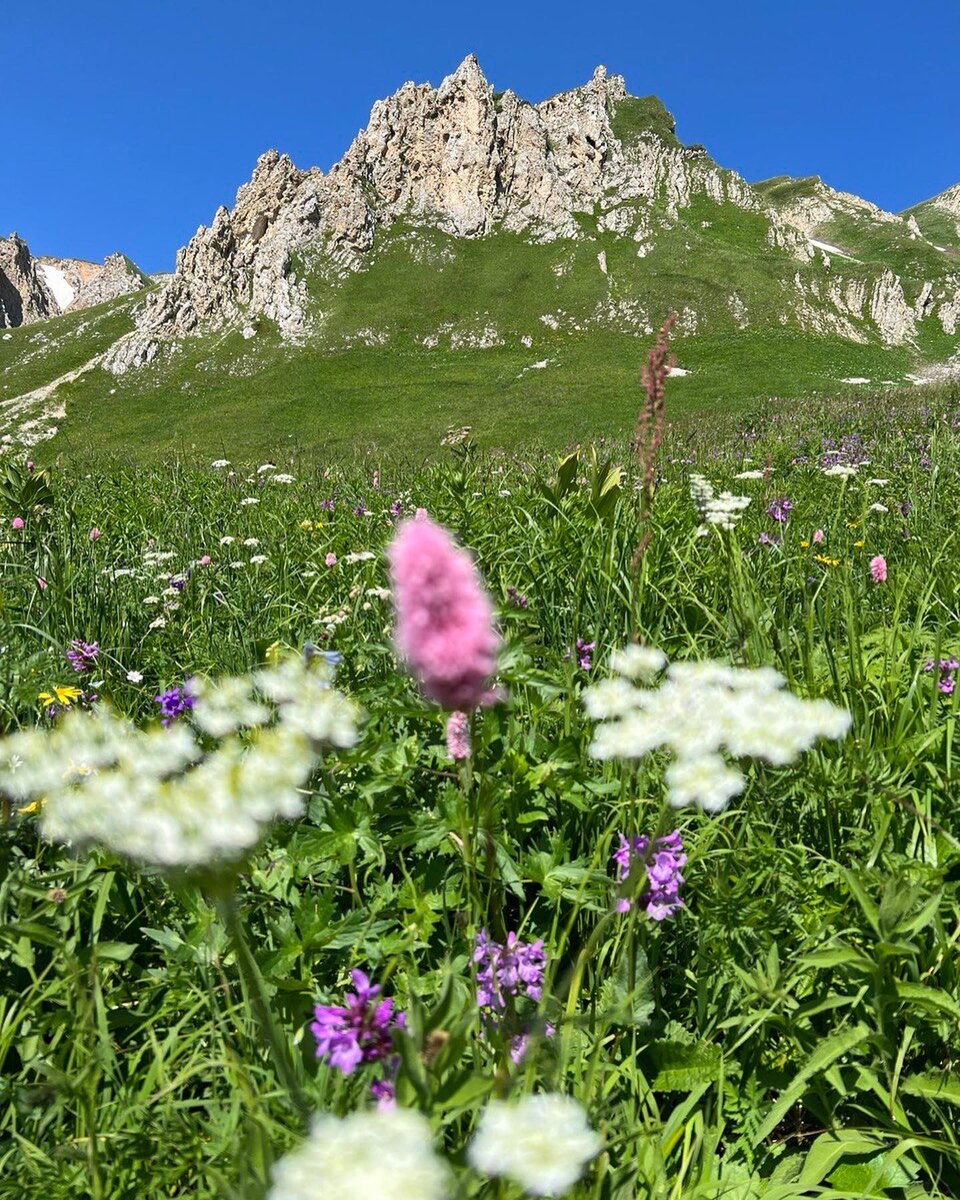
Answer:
[
  {"left": 269, "top": 1108, "right": 449, "bottom": 1200},
  {"left": 0, "top": 658, "right": 360, "bottom": 869},
  {"left": 469, "top": 1094, "right": 601, "bottom": 1196},
  {"left": 584, "top": 648, "right": 851, "bottom": 813},
  {"left": 688, "top": 474, "right": 751, "bottom": 530}
]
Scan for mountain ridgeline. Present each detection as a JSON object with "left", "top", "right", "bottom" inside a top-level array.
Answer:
[{"left": 4, "top": 56, "right": 960, "bottom": 456}]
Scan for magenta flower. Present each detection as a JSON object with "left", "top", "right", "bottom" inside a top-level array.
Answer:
[
  {"left": 474, "top": 930, "right": 547, "bottom": 1013},
  {"left": 89, "top": 527, "right": 102, "bottom": 541},
  {"left": 614, "top": 831, "right": 686, "bottom": 919},
  {"left": 67, "top": 640, "right": 100, "bottom": 674},
  {"left": 870, "top": 554, "right": 887, "bottom": 583},
  {"left": 575, "top": 639, "right": 596, "bottom": 671},
  {"left": 199, "top": 554, "right": 212, "bottom": 566},
  {"left": 325, "top": 552, "right": 337, "bottom": 567},
  {"left": 812, "top": 528, "right": 825, "bottom": 544},
  {"left": 11, "top": 516, "right": 24, "bottom": 530},
  {"left": 311, "top": 969, "right": 406, "bottom": 1076},
  {"left": 387, "top": 517, "right": 500, "bottom": 709},
  {"left": 446, "top": 711, "right": 471, "bottom": 760},
  {"left": 766, "top": 497, "right": 793, "bottom": 523}
]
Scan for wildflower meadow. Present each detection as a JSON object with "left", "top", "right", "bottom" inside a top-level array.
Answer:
[{"left": 2, "top": 338, "right": 960, "bottom": 1198}]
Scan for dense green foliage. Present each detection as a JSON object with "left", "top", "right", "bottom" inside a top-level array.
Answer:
[{"left": 2, "top": 382, "right": 960, "bottom": 1197}]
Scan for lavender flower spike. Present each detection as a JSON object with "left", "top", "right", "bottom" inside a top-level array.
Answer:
[{"left": 311, "top": 969, "right": 406, "bottom": 1075}]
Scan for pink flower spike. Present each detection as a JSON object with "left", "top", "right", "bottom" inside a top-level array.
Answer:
[
  {"left": 870, "top": 554, "right": 888, "bottom": 583},
  {"left": 388, "top": 516, "right": 500, "bottom": 709},
  {"left": 325, "top": 552, "right": 337, "bottom": 567},
  {"left": 11, "top": 517, "right": 24, "bottom": 530},
  {"left": 199, "top": 554, "right": 212, "bottom": 566},
  {"left": 89, "top": 527, "right": 102, "bottom": 541},
  {"left": 812, "top": 528, "right": 825, "bottom": 544},
  {"left": 446, "top": 711, "right": 471, "bottom": 760}
]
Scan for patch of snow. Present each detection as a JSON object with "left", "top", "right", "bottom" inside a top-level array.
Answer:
[
  {"left": 37, "top": 264, "right": 76, "bottom": 311},
  {"left": 667, "top": 366, "right": 691, "bottom": 377},
  {"left": 809, "top": 238, "right": 857, "bottom": 261},
  {"left": 906, "top": 373, "right": 933, "bottom": 384},
  {"left": 839, "top": 376, "right": 871, "bottom": 384},
  {"left": 935, "top": 245, "right": 950, "bottom": 253}
]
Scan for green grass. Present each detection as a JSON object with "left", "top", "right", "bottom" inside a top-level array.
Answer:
[
  {"left": 3, "top": 385, "right": 960, "bottom": 1196},
  {"left": 0, "top": 293, "right": 142, "bottom": 401}
]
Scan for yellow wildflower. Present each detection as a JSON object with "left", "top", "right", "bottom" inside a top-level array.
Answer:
[
  {"left": 38, "top": 685, "right": 83, "bottom": 708},
  {"left": 299, "top": 519, "right": 313, "bottom": 530},
  {"left": 853, "top": 539, "right": 865, "bottom": 548},
  {"left": 800, "top": 540, "right": 810, "bottom": 549},
  {"left": 815, "top": 554, "right": 840, "bottom": 568}
]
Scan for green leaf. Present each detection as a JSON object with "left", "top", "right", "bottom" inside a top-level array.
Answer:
[
  {"left": 899, "top": 1071, "right": 960, "bottom": 1105},
  {"left": 752, "top": 1023, "right": 871, "bottom": 1145},
  {"left": 649, "top": 1039, "right": 722, "bottom": 1091}
]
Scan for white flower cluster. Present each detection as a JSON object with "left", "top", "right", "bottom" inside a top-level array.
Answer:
[
  {"left": 823, "top": 463, "right": 858, "bottom": 478},
  {"left": 0, "top": 658, "right": 360, "bottom": 869},
  {"left": 688, "top": 474, "right": 751, "bottom": 531},
  {"left": 269, "top": 1108, "right": 449, "bottom": 1200},
  {"left": 585, "top": 648, "right": 851, "bottom": 813},
  {"left": 469, "top": 1094, "right": 602, "bottom": 1196}
]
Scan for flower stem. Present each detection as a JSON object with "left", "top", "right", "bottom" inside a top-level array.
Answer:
[{"left": 216, "top": 891, "right": 311, "bottom": 1124}]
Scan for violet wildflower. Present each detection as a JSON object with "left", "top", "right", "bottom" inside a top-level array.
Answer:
[
  {"left": 11, "top": 516, "right": 24, "bottom": 530},
  {"left": 506, "top": 585, "right": 529, "bottom": 609},
  {"left": 353, "top": 501, "right": 368, "bottom": 517},
  {"left": 758, "top": 531, "right": 779, "bottom": 546},
  {"left": 812, "top": 528, "right": 825, "bottom": 544},
  {"left": 67, "top": 640, "right": 100, "bottom": 674},
  {"left": 924, "top": 657, "right": 959, "bottom": 695},
  {"left": 155, "top": 682, "right": 196, "bottom": 726},
  {"left": 474, "top": 929, "right": 546, "bottom": 1013},
  {"left": 370, "top": 1078, "right": 396, "bottom": 1110},
  {"left": 311, "top": 968, "right": 406, "bottom": 1075},
  {"left": 389, "top": 499, "right": 404, "bottom": 517},
  {"left": 320, "top": 498, "right": 336, "bottom": 512},
  {"left": 387, "top": 516, "right": 500, "bottom": 709},
  {"left": 613, "top": 831, "right": 686, "bottom": 919},
  {"left": 576, "top": 639, "right": 596, "bottom": 671},
  {"left": 766, "top": 497, "right": 793, "bottom": 523}
]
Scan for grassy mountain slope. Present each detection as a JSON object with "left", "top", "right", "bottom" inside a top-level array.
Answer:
[{"left": 5, "top": 86, "right": 960, "bottom": 462}]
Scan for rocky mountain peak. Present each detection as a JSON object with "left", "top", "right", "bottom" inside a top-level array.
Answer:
[
  {"left": 0, "top": 234, "right": 147, "bottom": 328},
  {"left": 101, "top": 59, "right": 960, "bottom": 375}
]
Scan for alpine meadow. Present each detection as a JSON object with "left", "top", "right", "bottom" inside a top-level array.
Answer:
[{"left": 3, "top": 44, "right": 960, "bottom": 1200}]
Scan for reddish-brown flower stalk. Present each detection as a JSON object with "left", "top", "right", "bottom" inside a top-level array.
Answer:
[{"left": 632, "top": 313, "right": 676, "bottom": 570}]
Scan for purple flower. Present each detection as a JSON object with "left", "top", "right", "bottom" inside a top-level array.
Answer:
[
  {"left": 353, "top": 501, "right": 368, "bottom": 517},
  {"left": 311, "top": 969, "right": 406, "bottom": 1076},
  {"left": 758, "top": 531, "right": 780, "bottom": 546},
  {"left": 941, "top": 677, "right": 956, "bottom": 696},
  {"left": 510, "top": 1022, "right": 556, "bottom": 1065},
  {"left": 614, "top": 830, "right": 686, "bottom": 920},
  {"left": 474, "top": 930, "right": 546, "bottom": 1013},
  {"left": 506, "top": 586, "right": 529, "bottom": 609},
  {"left": 766, "top": 497, "right": 793, "bottom": 523},
  {"left": 370, "top": 1079, "right": 396, "bottom": 1110},
  {"left": 575, "top": 639, "right": 595, "bottom": 671},
  {"left": 155, "top": 682, "right": 196, "bottom": 726},
  {"left": 320, "top": 498, "right": 336, "bottom": 512},
  {"left": 67, "top": 640, "right": 100, "bottom": 674},
  {"left": 390, "top": 499, "right": 404, "bottom": 517}
]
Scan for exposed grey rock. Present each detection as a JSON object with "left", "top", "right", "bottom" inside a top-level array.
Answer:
[
  {"left": 0, "top": 235, "right": 147, "bottom": 328},
  {"left": 0, "top": 234, "right": 56, "bottom": 327}
]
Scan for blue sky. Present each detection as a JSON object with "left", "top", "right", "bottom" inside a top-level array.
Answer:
[{"left": 5, "top": 0, "right": 959, "bottom": 272}]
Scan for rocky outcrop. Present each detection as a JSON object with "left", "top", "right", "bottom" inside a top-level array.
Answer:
[
  {"left": 69, "top": 253, "right": 146, "bottom": 310},
  {"left": 106, "top": 57, "right": 799, "bottom": 371},
  {"left": 0, "top": 234, "right": 56, "bottom": 327},
  {"left": 101, "top": 56, "right": 960, "bottom": 372},
  {"left": 0, "top": 237, "right": 147, "bottom": 327}
]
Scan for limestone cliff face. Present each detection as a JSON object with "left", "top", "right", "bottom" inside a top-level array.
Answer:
[
  {"left": 0, "top": 234, "right": 57, "bottom": 327},
  {"left": 104, "top": 56, "right": 960, "bottom": 372},
  {"left": 108, "top": 57, "right": 801, "bottom": 371},
  {"left": 0, "top": 236, "right": 146, "bottom": 327}
]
